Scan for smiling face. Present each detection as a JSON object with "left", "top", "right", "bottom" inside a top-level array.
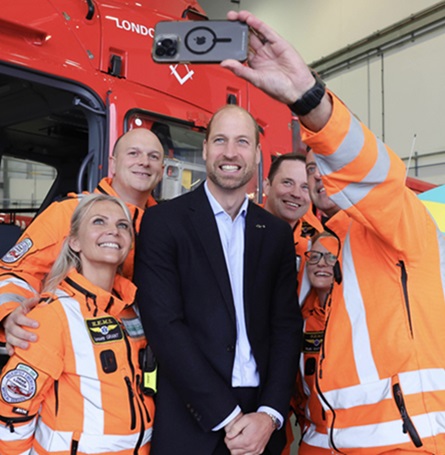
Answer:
[
  {"left": 264, "top": 158, "right": 310, "bottom": 228},
  {"left": 306, "top": 150, "right": 339, "bottom": 217},
  {"left": 110, "top": 128, "right": 164, "bottom": 207},
  {"left": 203, "top": 106, "right": 260, "bottom": 196},
  {"left": 69, "top": 200, "right": 132, "bottom": 274},
  {"left": 306, "top": 238, "right": 336, "bottom": 294}
]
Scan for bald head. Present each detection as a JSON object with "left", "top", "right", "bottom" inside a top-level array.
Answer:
[
  {"left": 110, "top": 128, "right": 165, "bottom": 208},
  {"left": 113, "top": 128, "right": 164, "bottom": 158}
]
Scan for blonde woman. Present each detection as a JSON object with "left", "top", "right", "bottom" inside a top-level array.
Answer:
[{"left": 0, "top": 194, "right": 154, "bottom": 454}]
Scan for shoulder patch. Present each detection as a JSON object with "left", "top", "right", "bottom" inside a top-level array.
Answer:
[
  {"left": 86, "top": 317, "right": 123, "bottom": 344},
  {"left": 1, "top": 364, "right": 38, "bottom": 403},
  {"left": 2, "top": 238, "right": 33, "bottom": 263}
]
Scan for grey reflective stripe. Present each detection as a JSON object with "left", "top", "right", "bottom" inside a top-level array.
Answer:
[
  {"left": 0, "top": 277, "right": 35, "bottom": 292},
  {"left": 62, "top": 295, "right": 105, "bottom": 433},
  {"left": 341, "top": 230, "right": 379, "bottom": 383},
  {"left": 303, "top": 423, "right": 330, "bottom": 448},
  {"left": 35, "top": 418, "right": 152, "bottom": 452},
  {"left": 331, "top": 410, "right": 445, "bottom": 448},
  {"left": 316, "top": 113, "right": 364, "bottom": 174},
  {"left": 316, "top": 119, "right": 391, "bottom": 210},
  {"left": 0, "top": 293, "right": 27, "bottom": 306},
  {"left": 0, "top": 277, "right": 36, "bottom": 305},
  {"left": 323, "top": 368, "right": 445, "bottom": 411}
]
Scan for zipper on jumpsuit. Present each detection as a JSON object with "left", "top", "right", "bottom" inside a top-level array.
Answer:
[
  {"left": 122, "top": 326, "right": 148, "bottom": 454},
  {"left": 0, "top": 413, "right": 36, "bottom": 433},
  {"left": 393, "top": 260, "right": 423, "bottom": 447},
  {"left": 315, "top": 290, "right": 345, "bottom": 454},
  {"left": 397, "top": 260, "right": 414, "bottom": 337}
]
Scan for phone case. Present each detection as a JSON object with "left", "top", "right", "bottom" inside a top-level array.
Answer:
[{"left": 152, "top": 20, "right": 249, "bottom": 64}]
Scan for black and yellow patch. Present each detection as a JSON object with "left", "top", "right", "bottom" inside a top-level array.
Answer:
[
  {"left": 86, "top": 317, "right": 123, "bottom": 344},
  {"left": 303, "top": 331, "right": 324, "bottom": 354}
]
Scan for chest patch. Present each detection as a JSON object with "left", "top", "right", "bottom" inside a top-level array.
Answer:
[
  {"left": 1, "top": 364, "right": 38, "bottom": 403},
  {"left": 121, "top": 316, "right": 145, "bottom": 338},
  {"left": 2, "top": 238, "right": 33, "bottom": 263},
  {"left": 86, "top": 317, "right": 123, "bottom": 344},
  {"left": 303, "top": 331, "right": 324, "bottom": 354}
]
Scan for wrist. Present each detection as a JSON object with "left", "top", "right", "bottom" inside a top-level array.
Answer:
[
  {"left": 261, "top": 412, "right": 280, "bottom": 431},
  {"left": 288, "top": 70, "right": 326, "bottom": 117}
]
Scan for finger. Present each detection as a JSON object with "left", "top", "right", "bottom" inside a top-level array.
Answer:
[
  {"left": 235, "top": 11, "right": 283, "bottom": 46},
  {"left": 6, "top": 342, "right": 15, "bottom": 356},
  {"left": 226, "top": 10, "right": 239, "bottom": 21},
  {"left": 10, "top": 324, "right": 38, "bottom": 342},
  {"left": 22, "top": 296, "right": 40, "bottom": 313},
  {"left": 13, "top": 313, "right": 39, "bottom": 330},
  {"left": 220, "top": 60, "right": 261, "bottom": 86},
  {"left": 5, "top": 334, "right": 30, "bottom": 351}
]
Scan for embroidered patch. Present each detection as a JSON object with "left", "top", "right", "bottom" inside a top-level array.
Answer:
[
  {"left": 303, "top": 331, "right": 324, "bottom": 354},
  {"left": 86, "top": 317, "right": 123, "bottom": 344},
  {"left": 121, "top": 317, "right": 145, "bottom": 338},
  {"left": 2, "top": 238, "right": 33, "bottom": 263},
  {"left": 1, "top": 364, "right": 38, "bottom": 403},
  {"left": 13, "top": 407, "right": 29, "bottom": 416}
]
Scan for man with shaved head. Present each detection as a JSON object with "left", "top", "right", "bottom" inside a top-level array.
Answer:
[{"left": 0, "top": 128, "right": 164, "bottom": 352}]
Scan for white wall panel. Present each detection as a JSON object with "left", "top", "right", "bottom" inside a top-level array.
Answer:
[{"left": 198, "top": 0, "right": 445, "bottom": 183}]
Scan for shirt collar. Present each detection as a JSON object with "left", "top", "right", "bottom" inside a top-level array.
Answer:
[{"left": 204, "top": 180, "right": 249, "bottom": 219}]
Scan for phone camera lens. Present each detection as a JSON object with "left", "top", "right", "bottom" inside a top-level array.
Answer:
[{"left": 155, "top": 38, "right": 178, "bottom": 58}]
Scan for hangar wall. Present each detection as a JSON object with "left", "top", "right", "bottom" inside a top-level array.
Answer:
[{"left": 199, "top": 0, "right": 445, "bottom": 184}]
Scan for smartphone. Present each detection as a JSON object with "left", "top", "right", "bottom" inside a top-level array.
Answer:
[{"left": 152, "top": 20, "right": 248, "bottom": 64}]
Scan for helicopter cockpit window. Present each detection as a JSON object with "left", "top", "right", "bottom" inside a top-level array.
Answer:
[
  {"left": 126, "top": 111, "right": 259, "bottom": 202},
  {"left": 126, "top": 113, "right": 207, "bottom": 202}
]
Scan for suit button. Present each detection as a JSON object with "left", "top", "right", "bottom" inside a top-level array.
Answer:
[{"left": 226, "top": 345, "right": 235, "bottom": 352}]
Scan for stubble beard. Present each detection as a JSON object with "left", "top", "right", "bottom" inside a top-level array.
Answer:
[{"left": 207, "top": 166, "right": 255, "bottom": 192}]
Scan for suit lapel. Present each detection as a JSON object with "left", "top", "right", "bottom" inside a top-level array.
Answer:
[{"left": 188, "top": 185, "right": 236, "bottom": 322}]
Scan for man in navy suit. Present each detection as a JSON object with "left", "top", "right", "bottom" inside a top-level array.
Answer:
[{"left": 134, "top": 105, "right": 302, "bottom": 455}]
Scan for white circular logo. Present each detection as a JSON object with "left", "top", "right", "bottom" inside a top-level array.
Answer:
[
  {"left": 1, "top": 368, "right": 36, "bottom": 403},
  {"left": 2, "top": 238, "right": 33, "bottom": 263}
]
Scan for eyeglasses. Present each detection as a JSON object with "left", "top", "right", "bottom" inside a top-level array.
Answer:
[{"left": 304, "top": 250, "right": 337, "bottom": 266}]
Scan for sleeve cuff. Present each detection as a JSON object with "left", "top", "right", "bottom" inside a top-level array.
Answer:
[{"left": 212, "top": 405, "right": 242, "bottom": 431}]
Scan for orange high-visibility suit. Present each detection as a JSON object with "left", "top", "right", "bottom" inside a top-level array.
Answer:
[
  {"left": 0, "top": 177, "right": 156, "bottom": 332},
  {"left": 297, "top": 93, "right": 445, "bottom": 453},
  {"left": 282, "top": 210, "right": 322, "bottom": 455},
  {"left": 0, "top": 269, "right": 154, "bottom": 454}
]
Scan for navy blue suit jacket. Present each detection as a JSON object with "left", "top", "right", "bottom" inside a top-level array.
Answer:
[{"left": 134, "top": 183, "right": 302, "bottom": 454}]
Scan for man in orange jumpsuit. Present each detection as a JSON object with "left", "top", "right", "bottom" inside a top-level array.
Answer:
[
  {"left": 223, "top": 10, "right": 445, "bottom": 453},
  {"left": 263, "top": 153, "right": 322, "bottom": 294},
  {"left": 263, "top": 153, "right": 323, "bottom": 453},
  {"left": 0, "top": 127, "right": 164, "bottom": 353}
]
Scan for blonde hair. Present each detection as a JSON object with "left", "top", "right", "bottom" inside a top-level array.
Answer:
[{"left": 43, "top": 194, "right": 133, "bottom": 293}]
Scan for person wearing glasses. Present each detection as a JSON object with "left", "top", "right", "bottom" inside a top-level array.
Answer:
[
  {"left": 296, "top": 232, "right": 339, "bottom": 452},
  {"left": 222, "top": 10, "right": 445, "bottom": 453}
]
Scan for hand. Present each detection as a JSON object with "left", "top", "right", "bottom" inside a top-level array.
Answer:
[
  {"left": 224, "top": 412, "right": 275, "bottom": 455},
  {"left": 221, "top": 10, "right": 333, "bottom": 132},
  {"left": 4, "top": 297, "right": 39, "bottom": 355},
  {"left": 221, "top": 10, "right": 314, "bottom": 105}
]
